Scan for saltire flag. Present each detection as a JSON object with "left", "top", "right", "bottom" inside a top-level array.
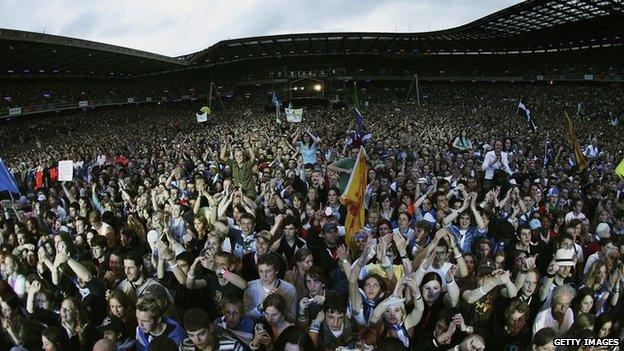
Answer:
[
  {"left": 339, "top": 147, "right": 367, "bottom": 249},
  {"left": 272, "top": 91, "right": 281, "bottom": 107},
  {"left": 195, "top": 106, "right": 210, "bottom": 123},
  {"left": 564, "top": 111, "right": 587, "bottom": 172},
  {"left": 518, "top": 99, "right": 538, "bottom": 132},
  {"left": 0, "top": 158, "right": 20, "bottom": 194},
  {"left": 615, "top": 158, "right": 624, "bottom": 179},
  {"left": 352, "top": 107, "right": 364, "bottom": 127}
]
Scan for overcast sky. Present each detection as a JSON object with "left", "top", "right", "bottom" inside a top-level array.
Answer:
[{"left": 1, "top": 0, "right": 523, "bottom": 57}]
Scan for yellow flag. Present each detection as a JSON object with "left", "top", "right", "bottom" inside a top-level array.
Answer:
[
  {"left": 616, "top": 158, "right": 624, "bottom": 178},
  {"left": 564, "top": 111, "right": 587, "bottom": 172},
  {"left": 340, "top": 147, "right": 368, "bottom": 249}
]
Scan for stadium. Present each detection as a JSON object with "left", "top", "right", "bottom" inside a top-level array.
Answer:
[{"left": 0, "top": 0, "right": 623, "bottom": 350}]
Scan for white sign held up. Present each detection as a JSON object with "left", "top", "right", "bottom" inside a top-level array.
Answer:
[{"left": 58, "top": 160, "right": 74, "bottom": 181}]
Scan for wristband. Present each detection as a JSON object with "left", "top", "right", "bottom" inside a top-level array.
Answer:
[
  {"left": 169, "top": 262, "right": 178, "bottom": 269},
  {"left": 188, "top": 274, "right": 196, "bottom": 279},
  {"left": 546, "top": 272, "right": 555, "bottom": 278},
  {"left": 400, "top": 255, "right": 408, "bottom": 260},
  {"left": 454, "top": 253, "right": 462, "bottom": 259},
  {"left": 309, "top": 321, "right": 321, "bottom": 333},
  {"left": 478, "top": 286, "right": 486, "bottom": 295}
]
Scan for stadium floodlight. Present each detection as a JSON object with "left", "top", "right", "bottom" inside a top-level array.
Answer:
[{"left": 313, "top": 84, "right": 322, "bottom": 91}]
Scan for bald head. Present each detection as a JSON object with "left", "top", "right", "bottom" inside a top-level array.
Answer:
[{"left": 92, "top": 338, "right": 116, "bottom": 351}]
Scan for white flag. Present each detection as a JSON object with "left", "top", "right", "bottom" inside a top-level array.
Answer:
[{"left": 285, "top": 108, "right": 303, "bottom": 123}]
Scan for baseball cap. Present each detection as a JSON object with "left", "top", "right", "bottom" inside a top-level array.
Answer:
[
  {"left": 477, "top": 259, "right": 496, "bottom": 277},
  {"left": 554, "top": 248, "right": 575, "bottom": 267},
  {"left": 547, "top": 187, "right": 559, "bottom": 197},
  {"left": 323, "top": 222, "right": 338, "bottom": 233},
  {"left": 529, "top": 219, "right": 542, "bottom": 230}
]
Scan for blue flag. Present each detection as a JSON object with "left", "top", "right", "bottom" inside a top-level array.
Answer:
[
  {"left": 0, "top": 158, "right": 19, "bottom": 194},
  {"left": 518, "top": 99, "right": 538, "bottom": 132},
  {"left": 352, "top": 107, "right": 364, "bottom": 128},
  {"left": 272, "top": 92, "right": 281, "bottom": 107}
]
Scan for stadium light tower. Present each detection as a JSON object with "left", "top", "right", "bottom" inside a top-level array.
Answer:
[{"left": 313, "top": 84, "right": 322, "bottom": 92}]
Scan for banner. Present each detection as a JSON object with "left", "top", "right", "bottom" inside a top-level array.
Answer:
[
  {"left": 78, "top": 101, "right": 88, "bottom": 107},
  {"left": 145, "top": 97, "right": 152, "bottom": 102},
  {"left": 57, "top": 160, "right": 74, "bottom": 181},
  {"left": 196, "top": 112, "right": 208, "bottom": 122},
  {"left": 8, "top": 107, "right": 22, "bottom": 116},
  {"left": 127, "top": 98, "right": 135, "bottom": 103},
  {"left": 196, "top": 106, "right": 210, "bottom": 123},
  {"left": 285, "top": 108, "right": 303, "bottom": 123},
  {"left": 584, "top": 74, "right": 594, "bottom": 80}
]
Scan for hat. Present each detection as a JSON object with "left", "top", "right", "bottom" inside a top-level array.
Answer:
[
  {"left": 355, "top": 230, "right": 369, "bottom": 241},
  {"left": 509, "top": 179, "right": 518, "bottom": 186},
  {"left": 549, "top": 173, "right": 558, "bottom": 179},
  {"left": 323, "top": 222, "right": 338, "bottom": 233},
  {"left": 418, "top": 177, "right": 428, "bottom": 184},
  {"left": 97, "top": 315, "right": 125, "bottom": 334},
  {"left": 554, "top": 248, "right": 575, "bottom": 267},
  {"left": 529, "top": 219, "right": 542, "bottom": 230},
  {"left": 477, "top": 259, "right": 496, "bottom": 277},
  {"left": 256, "top": 230, "right": 271, "bottom": 243},
  {"left": 79, "top": 188, "right": 87, "bottom": 197},
  {"left": 547, "top": 187, "right": 559, "bottom": 197},
  {"left": 476, "top": 237, "right": 492, "bottom": 248},
  {"left": 37, "top": 194, "right": 46, "bottom": 202},
  {"left": 596, "top": 223, "right": 611, "bottom": 239}
]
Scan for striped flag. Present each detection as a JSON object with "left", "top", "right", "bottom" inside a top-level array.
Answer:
[
  {"left": 518, "top": 99, "right": 538, "bottom": 132},
  {"left": 564, "top": 111, "right": 587, "bottom": 172},
  {"left": 339, "top": 147, "right": 367, "bottom": 249}
]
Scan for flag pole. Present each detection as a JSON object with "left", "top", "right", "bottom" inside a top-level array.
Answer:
[
  {"left": 208, "top": 82, "right": 213, "bottom": 111},
  {"left": 543, "top": 131, "right": 549, "bottom": 166},
  {"left": 515, "top": 95, "right": 522, "bottom": 115},
  {"left": 415, "top": 74, "right": 420, "bottom": 106}
]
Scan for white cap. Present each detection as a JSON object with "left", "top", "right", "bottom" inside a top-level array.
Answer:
[{"left": 596, "top": 223, "right": 611, "bottom": 238}]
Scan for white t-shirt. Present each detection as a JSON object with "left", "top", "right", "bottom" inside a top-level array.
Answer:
[{"left": 533, "top": 308, "right": 574, "bottom": 336}]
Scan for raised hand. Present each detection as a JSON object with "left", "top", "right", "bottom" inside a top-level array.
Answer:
[{"left": 336, "top": 244, "right": 349, "bottom": 262}]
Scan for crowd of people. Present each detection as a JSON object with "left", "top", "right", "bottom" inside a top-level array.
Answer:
[{"left": 0, "top": 80, "right": 623, "bottom": 351}]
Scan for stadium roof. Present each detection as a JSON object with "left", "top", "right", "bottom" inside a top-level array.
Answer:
[
  {"left": 188, "top": 0, "right": 624, "bottom": 65},
  {"left": 1, "top": 0, "right": 623, "bottom": 77},
  {"left": 0, "top": 28, "right": 188, "bottom": 77}
]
